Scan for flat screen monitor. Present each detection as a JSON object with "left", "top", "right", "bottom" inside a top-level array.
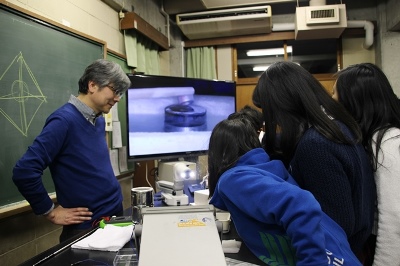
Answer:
[{"left": 126, "top": 74, "right": 236, "bottom": 161}]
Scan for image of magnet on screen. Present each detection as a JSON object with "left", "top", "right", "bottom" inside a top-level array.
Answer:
[{"left": 125, "top": 74, "right": 237, "bottom": 162}]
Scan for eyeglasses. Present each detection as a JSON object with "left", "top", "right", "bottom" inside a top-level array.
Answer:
[{"left": 106, "top": 84, "right": 124, "bottom": 98}]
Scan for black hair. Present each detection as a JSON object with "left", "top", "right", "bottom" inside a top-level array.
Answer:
[
  {"left": 207, "top": 119, "right": 261, "bottom": 197},
  {"left": 335, "top": 63, "right": 400, "bottom": 170},
  {"left": 78, "top": 59, "right": 131, "bottom": 94},
  {"left": 252, "top": 61, "right": 361, "bottom": 164},
  {"left": 228, "top": 105, "right": 264, "bottom": 133}
]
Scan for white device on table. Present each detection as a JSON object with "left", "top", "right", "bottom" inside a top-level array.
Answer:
[{"left": 157, "top": 161, "right": 196, "bottom": 206}]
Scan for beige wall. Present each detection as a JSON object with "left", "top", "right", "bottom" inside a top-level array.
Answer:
[
  {"left": 342, "top": 37, "right": 376, "bottom": 69},
  {"left": 377, "top": 0, "right": 400, "bottom": 97},
  {"left": 216, "top": 46, "right": 234, "bottom": 81},
  {"left": 7, "top": 0, "right": 125, "bottom": 54}
]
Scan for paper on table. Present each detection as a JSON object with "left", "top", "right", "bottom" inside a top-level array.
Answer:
[
  {"left": 71, "top": 224, "right": 133, "bottom": 252},
  {"left": 225, "top": 257, "right": 259, "bottom": 266},
  {"left": 222, "top": 239, "right": 242, "bottom": 254}
]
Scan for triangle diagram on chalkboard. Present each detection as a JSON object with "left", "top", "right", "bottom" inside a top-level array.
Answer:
[{"left": 0, "top": 52, "right": 47, "bottom": 137}]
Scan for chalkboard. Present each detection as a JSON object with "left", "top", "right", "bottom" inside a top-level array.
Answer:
[{"left": 0, "top": 4, "right": 105, "bottom": 207}]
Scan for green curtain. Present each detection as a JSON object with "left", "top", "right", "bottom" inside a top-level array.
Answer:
[
  {"left": 186, "top": 46, "right": 216, "bottom": 79},
  {"left": 123, "top": 30, "right": 160, "bottom": 75}
]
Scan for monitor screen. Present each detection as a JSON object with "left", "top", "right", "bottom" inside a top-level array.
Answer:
[{"left": 126, "top": 74, "right": 236, "bottom": 161}]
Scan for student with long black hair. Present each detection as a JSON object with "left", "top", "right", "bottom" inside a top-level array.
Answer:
[
  {"left": 208, "top": 118, "right": 361, "bottom": 265},
  {"left": 252, "top": 61, "right": 376, "bottom": 257},
  {"left": 334, "top": 63, "right": 400, "bottom": 266}
]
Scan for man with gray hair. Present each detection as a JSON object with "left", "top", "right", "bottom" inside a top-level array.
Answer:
[{"left": 13, "top": 59, "right": 131, "bottom": 242}]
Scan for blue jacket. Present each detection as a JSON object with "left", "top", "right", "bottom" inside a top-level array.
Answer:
[
  {"left": 13, "top": 103, "right": 122, "bottom": 229},
  {"left": 210, "top": 148, "right": 361, "bottom": 266}
]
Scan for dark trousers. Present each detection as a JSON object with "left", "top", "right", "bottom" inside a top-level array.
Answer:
[{"left": 59, "top": 205, "right": 124, "bottom": 243}]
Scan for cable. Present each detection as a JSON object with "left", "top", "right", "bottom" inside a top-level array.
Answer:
[
  {"left": 145, "top": 162, "right": 154, "bottom": 189},
  {"left": 200, "top": 173, "right": 209, "bottom": 189}
]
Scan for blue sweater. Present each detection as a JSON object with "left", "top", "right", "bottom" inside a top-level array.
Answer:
[
  {"left": 210, "top": 148, "right": 361, "bottom": 266},
  {"left": 289, "top": 125, "right": 376, "bottom": 254},
  {"left": 13, "top": 103, "right": 122, "bottom": 229}
]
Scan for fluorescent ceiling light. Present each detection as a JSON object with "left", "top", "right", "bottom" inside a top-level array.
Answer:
[
  {"left": 253, "top": 65, "right": 270, "bottom": 71},
  {"left": 247, "top": 46, "right": 293, "bottom": 56},
  {"left": 253, "top": 61, "right": 300, "bottom": 72}
]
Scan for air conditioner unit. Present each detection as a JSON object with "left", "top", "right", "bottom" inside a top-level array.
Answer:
[
  {"left": 176, "top": 5, "right": 272, "bottom": 40},
  {"left": 295, "top": 4, "right": 347, "bottom": 40}
]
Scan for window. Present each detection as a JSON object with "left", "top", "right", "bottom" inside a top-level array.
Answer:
[{"left": 236, "top": 39, "right": 339, "bottom": 78}]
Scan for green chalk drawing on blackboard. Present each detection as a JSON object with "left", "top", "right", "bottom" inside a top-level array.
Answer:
[{"left": 0, "top": 52, "right": 47, "bottom": 137}]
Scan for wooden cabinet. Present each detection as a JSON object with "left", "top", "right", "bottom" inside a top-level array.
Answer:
[{"left": 235, "top": 74, "right": 336, "bottom": 111}]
